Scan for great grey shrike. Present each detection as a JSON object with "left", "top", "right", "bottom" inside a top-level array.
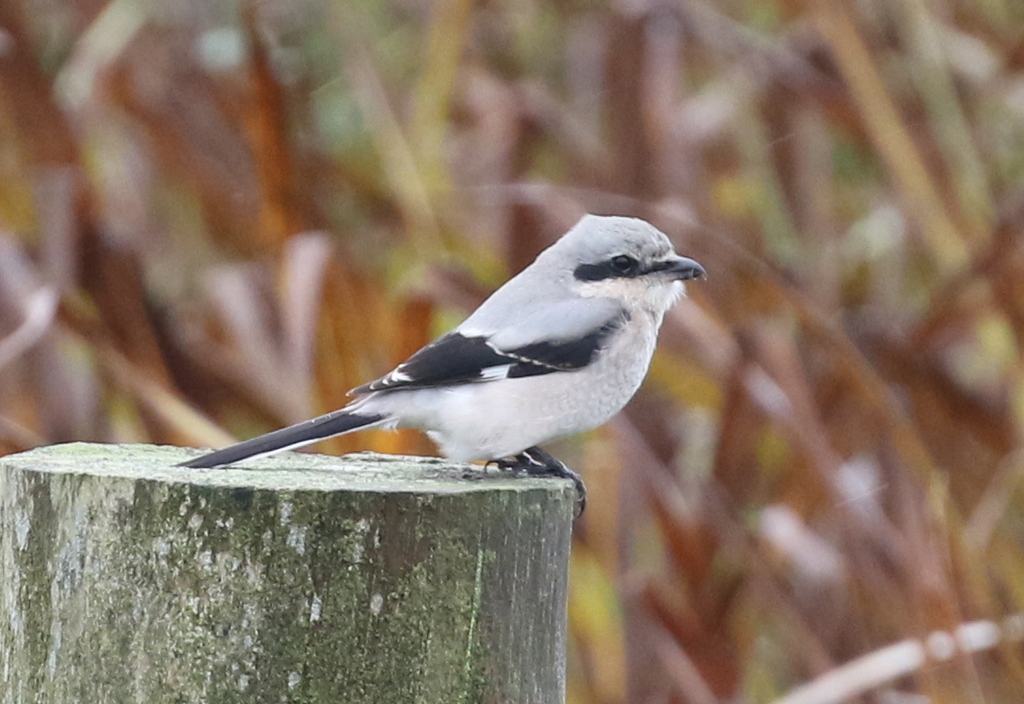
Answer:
[{"left": 180, "top": 215, "right": 706, "bottom": 512}]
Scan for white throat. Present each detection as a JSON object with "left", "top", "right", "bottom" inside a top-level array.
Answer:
[{"left": 575, "top": 277, "right": 684, "bottom": 316}]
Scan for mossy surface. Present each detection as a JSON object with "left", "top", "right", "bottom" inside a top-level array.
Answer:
[{"left": 0, "top": 443, "right": 574, "bottom": 703}]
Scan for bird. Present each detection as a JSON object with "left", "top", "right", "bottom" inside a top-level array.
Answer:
[{"left": 179, "top": 214, "right": 706, "bottom": 514}]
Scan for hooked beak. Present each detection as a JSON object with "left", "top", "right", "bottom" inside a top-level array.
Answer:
[{"left": 651, "top": 255, "right": 706, "bottom": 281}]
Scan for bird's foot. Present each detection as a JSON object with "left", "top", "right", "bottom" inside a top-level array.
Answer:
[
  {"left": 477, "top": 458, "right": 527, "bottom": 479},
  {"left": 503, "top": 447, "right": 586, "bottom": 517},
  {"left": 487, "top": 457, "right": 522, "bottom": 473}
]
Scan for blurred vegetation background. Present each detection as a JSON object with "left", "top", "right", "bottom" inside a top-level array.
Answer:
[{"left": 3, "top": 0, "right": 1024, "bottom": 701}]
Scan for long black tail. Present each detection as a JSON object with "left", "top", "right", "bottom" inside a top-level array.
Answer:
[{"left": 178, "top": 409, "right": 387, "bottom": 468}]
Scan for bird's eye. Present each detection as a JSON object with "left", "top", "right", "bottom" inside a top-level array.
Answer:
[{"left": 610, "top": 255, "right": 637, "bottom": 274}]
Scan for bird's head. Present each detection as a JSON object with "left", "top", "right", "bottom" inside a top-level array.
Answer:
[{"left": 552, "top": 215, "right": 705, "bottom": 314}]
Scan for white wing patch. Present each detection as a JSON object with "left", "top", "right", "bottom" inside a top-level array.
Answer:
[{"left": 479, "top": 364, "right": 513, "bottom": 381}]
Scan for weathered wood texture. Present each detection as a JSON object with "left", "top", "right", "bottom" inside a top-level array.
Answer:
[{"left": 0, "top": 443, "right": 575, "bottom": 704}]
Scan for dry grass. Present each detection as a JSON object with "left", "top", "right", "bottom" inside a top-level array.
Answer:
[{"left": 3, "top": 0, "right": 1024, "bottom": 701}]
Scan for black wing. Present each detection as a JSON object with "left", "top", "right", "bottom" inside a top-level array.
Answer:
[{"left": 349, "top": 312, "right": 629, "bottom": 395}]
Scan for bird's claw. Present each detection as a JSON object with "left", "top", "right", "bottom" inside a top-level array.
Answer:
[
  {"left": 498, "top": 447, "right": 586, "bottom": 518},
  {"left": 485, "top": 457, "right": 522, "bottom": 473}
]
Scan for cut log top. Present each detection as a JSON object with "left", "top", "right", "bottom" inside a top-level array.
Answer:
[{"left": 11, "top": 441, "right": 575, "bottom": 496}]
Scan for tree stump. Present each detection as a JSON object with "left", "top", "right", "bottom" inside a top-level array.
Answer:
[{"left": 0, "top": 443, "right": 575, "bottom": 703}]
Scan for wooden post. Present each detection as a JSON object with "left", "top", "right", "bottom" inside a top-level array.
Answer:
[{"left": 0, "top": 443, "right": 575, "bottom": 703}]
